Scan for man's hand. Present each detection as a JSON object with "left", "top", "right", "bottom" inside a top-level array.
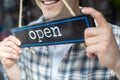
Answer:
[
  {"left": 0, "top": 35, "right": 21, "bottom": 67},
  {"left": 82, "top": 7, "right": 120, "bottom": 74}
]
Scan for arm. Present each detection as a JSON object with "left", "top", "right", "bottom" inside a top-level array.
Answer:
[
  {"left": 113, "top": 52, "right": 120, "bottom": 79},
  {"left": 82, "top": 7, "right": 120, "bottom": 79},
  {"left": 0, "top": 35, "right": 22, "bottom": 80},
  {"left": 4, "top": 63, "right": 20, "bottom": 80}
]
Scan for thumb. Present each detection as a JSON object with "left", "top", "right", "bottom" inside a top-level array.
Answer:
[{"left": 81, "top": 7, "right": 108, "bottom": 27}]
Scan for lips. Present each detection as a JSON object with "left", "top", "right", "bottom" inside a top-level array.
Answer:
[{"left": 41, "top": 0, "right": 60, "bottom": 5}]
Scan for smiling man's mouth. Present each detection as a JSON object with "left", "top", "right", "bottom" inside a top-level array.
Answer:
[{"left": 41, "top": 0, "right": 60, "bottom": 5}]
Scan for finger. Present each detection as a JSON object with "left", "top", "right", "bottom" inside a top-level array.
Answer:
[
  {"left": 0, "top": 45, "right": 21, "bottom": 56},
  {"left": 1, "top": 41, "right": 22, "bottom": 54},
  {"left": 81, "top": 7, "right": 108, "bottom": 27},
  {"left": 85, "top": 36, "right": 100, "bottom": 46},
  {"left": 0, "top": 51, "right": 19, "bottom": 59},
  {"left": 86, "top": 45, "right": 98, "bottom": 59},
  {"left": 4, "top": 35, "right": 21, "bottom": 46},
  {"left": 84, "top": 28, "right": 100, "bottom": 39}
]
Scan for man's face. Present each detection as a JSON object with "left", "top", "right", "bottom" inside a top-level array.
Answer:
[{"left": 35, "top": 0, "right": 79, "bottom": 20}]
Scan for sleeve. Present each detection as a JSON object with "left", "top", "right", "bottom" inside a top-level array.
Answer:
[
  {"left": 18, "top": 62, "right": 26, "bottom": 80},
  {"left": 18, "top": 49, "right": 27, "bottom": 80},
  {"left": 0, "top": 62, "right": 4, "bottom": 80},
  {"left": 3, "top": 72, "right": 8, "bottom": 80},
  {"left": 110, "top": 70, "right": 120, "bottom": 80},
  {"left": 0, "top": 71, "right": 4, "bottom": 80},
  {"left": 112, "top": 24, "right": 120, "bottom": 49}
]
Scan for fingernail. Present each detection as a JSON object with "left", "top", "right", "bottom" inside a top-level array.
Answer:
[
  {"left": 80, "top": 7, "right": 88, "bottom": 14},
  {"left": 80, "top": 7, "right": 84, "bottom": 14},
  {"left": 18, "top": 41, "right": 21, "bottom": 46}
]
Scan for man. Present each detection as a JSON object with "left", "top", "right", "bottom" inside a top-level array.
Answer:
[{"left": 0, "top": 0, "right": 120, "bottom": 80}]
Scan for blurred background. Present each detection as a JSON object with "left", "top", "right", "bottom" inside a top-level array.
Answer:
[{"left": 0, "top": 0, "right": 120, "bottom": 79}]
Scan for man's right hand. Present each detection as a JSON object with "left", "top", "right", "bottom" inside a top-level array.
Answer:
[{"left": 0, "top": 35, "right": 21, "bottom": 68}]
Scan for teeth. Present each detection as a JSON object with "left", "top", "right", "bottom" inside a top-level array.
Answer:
[{"left": 43, "top": 0, "right": 57, "bottom": 5}]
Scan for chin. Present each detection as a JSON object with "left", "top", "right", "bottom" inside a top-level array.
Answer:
[{"left": 43, "top": 10, "right": 65, "bottom": 21}]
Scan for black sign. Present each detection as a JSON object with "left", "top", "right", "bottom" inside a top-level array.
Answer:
[{"left": 11, "top": 15, "right": 95, "bottom": 47}]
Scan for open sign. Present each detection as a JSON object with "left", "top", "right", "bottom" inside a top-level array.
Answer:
[{"left": 11, "top": 15, "right": 95, "bottom": 47}]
